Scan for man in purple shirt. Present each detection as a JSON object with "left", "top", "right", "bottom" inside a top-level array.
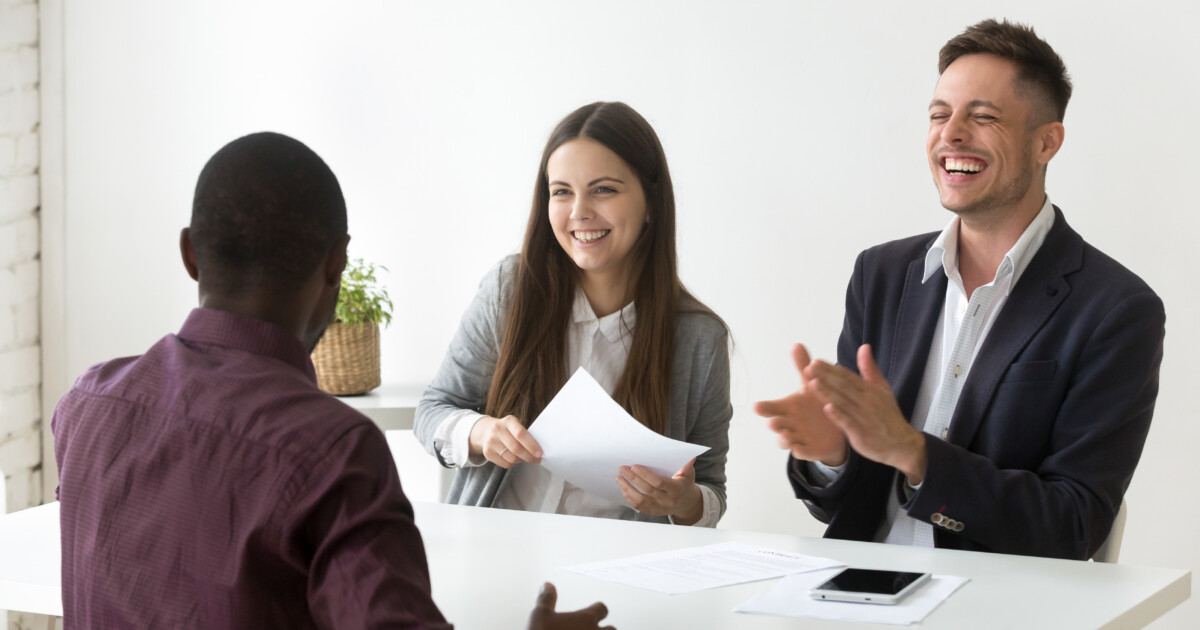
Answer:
[{"left": 52, "top": 132, "right": 612, "bottom": 629}]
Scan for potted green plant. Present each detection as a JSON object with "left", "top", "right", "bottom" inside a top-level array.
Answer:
[{"left": 311, "top": 257, "right": 394, "bottom": 395}]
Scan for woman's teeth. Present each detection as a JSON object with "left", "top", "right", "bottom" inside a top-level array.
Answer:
[{"left": 575, "top": 230, "right": 610, "bottom": 243}]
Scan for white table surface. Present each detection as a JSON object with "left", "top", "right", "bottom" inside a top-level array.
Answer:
[
  {"left": 4, "top": 501, "right": 1189, "bottom": 628},
  {"left": 0, "top": 502, "right": 61, "bottom": 617},
  {"left": 414, "top": 502, "right": 1190, "bottom": 629}
]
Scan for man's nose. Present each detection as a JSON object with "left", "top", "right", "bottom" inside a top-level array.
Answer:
[{"left": 941, "top": 112, "right": 970, "bottom": 144}]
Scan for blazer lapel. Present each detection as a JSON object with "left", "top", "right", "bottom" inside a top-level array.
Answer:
[
  {"left": 948, "top": 207, "right": 1083, "bottom": 446},
  {"left": 888, "top": 254, "right": 946, "bottom": 420}
]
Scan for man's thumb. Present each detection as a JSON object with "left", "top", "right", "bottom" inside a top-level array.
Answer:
[
  {"left": 858, "top": 344, "right": 885, "bottom": 385},
  {"left": 536, "top": 582, "right": 558, "bottom": 611}
]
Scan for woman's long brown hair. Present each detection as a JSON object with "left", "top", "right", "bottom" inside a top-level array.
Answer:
[{"left": 485, "top": 102, "right": 722, "bottom": 435}]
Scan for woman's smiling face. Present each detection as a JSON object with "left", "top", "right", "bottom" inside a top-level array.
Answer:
[{"left": 546, "top": 137, "right": 648, "bottom": 284}]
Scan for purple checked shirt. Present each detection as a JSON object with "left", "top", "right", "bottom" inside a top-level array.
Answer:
[{"left": 52, "top": 308, "right": 452, "bottom": 629}]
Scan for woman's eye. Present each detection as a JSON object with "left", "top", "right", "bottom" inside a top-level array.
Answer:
[
  {"left": 551, "top": 188, "right": 571, "bottom": 197},
  {"left": 595, "top": 186, "right": 616, "bottom": 194}
]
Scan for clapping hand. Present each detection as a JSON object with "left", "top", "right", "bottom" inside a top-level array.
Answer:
[{"left": 753, "top": 344, "right": 848, "bottom": 466}]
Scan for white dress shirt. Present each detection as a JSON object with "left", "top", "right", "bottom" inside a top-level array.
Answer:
[
  {"left": 432, "top": 286, "right": 721, "bottom": 526},
  {"left": 812, "top": 197, "right": 1056, "bottom": 547}
]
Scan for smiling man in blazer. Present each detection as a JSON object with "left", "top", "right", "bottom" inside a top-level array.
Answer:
[{"left": 755, "top": 19, "right": 1165, "bottom": 560}]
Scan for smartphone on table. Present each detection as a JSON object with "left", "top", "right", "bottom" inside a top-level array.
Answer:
[{"left": 808, "top": 567, "right": 932, "bottom": 605}]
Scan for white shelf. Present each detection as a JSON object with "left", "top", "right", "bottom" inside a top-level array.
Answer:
[
  {"left": 336, "top": 382, "right": 426, "bottom": 431},
  {"left": 339, "top": 382, "right": 454, "bottom": 502}
]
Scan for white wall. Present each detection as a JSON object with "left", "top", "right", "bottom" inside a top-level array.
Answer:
[
  {"left": 3, "top": 1, "right": 48, "bottom": 628},
  {"left": 1, "top": 0, "right": 43, "bottom": 516},
  {"left": 45, "top": 1, "right": 1199, "bottom": 626}
]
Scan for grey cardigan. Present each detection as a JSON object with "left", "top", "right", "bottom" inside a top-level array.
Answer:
[{"left": 414, "top": 256, "right": 732, "bottom": 524}]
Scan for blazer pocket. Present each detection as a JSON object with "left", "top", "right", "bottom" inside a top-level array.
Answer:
[{"left": 1001, "top": 360, "right": 1057, "bottom": 384}]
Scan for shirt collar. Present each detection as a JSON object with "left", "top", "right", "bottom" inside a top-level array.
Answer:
[
  {"left": 922, "top": 195, "right": 1056, "bottom": 295},
  {"left": 570, "top": 286, "right": 637, "bottom": 344},
  {"left": 177, "top": 308, "right": 318, "bottom": 382}
]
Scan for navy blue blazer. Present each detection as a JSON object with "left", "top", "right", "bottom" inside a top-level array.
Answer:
[{"left": 788, "top": 208, "right": 1165, "bottom": 559}]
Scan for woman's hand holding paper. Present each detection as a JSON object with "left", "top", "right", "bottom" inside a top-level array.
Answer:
[
  {"left": 617, "top": 459, "right": 703, "bottom": 525},
  {"left": 469, "top": 414, "right": 544, "bottom": 468}
]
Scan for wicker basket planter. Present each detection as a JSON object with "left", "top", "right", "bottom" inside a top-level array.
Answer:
[{"left": 311, "top": 321, "right": 381, "bottom": 395}]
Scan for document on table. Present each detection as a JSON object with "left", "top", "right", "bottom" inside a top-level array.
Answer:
[
  {"left": 563, "top": 541, "right": 844, "bottom": 595},
  {"left": 528, "top": 368, "right": 709, "bottom": 503},
  {"left": 734, "top": 568, "right": 969, "bottom": 625}
]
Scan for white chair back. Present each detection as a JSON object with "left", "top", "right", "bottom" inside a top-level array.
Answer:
[{"left": 1092, "top": 499, "right": 1128, "bottom": 563}]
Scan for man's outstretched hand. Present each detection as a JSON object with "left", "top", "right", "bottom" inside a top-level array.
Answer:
[{"left": 527, "top": 582, "right": 614, "bottom": 630}]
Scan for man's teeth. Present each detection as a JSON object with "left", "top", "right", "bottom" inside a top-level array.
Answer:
[
  {"left": 575, "top": 230, "right": 610, "bottom": 243},
  {"left": 945, "top": 158, "right": 984, "bottom": 174}
]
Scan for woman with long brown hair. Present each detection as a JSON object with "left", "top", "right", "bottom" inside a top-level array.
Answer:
[{"left": 414, "top": 102, "right": 731, "bottom": 526}]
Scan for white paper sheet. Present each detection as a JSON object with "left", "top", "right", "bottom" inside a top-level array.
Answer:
[
  {"left": 562, "top": 541, "right": 844, "bottom": 595},
  {"left": 527, "top": 368, "right": 709, "bottom": 503},
  {"left": 734, "top": 568, "right": 969, "bottom": 625}
]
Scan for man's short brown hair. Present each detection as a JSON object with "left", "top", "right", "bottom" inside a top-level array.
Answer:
[{"left": 939, "top": 19, "right": 1072, "bottom": 124}]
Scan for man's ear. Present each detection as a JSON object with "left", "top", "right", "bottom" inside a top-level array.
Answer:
[
  {"left": 325, "top": 234, "right": 351, "bottom": 287},
  {"left": 180, "top": 228, "right": 200, "bottom": 281},
  {"left": 1035, "top": 121, "right": 1065, "bottom": 167}
]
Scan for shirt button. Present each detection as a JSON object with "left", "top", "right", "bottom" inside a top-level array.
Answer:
[
  {"left": 953, "top": 365, "right": 962, "bottom": 377},
  {"left": 940, "top": 428, "right": 949, "bottom": 439}
]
